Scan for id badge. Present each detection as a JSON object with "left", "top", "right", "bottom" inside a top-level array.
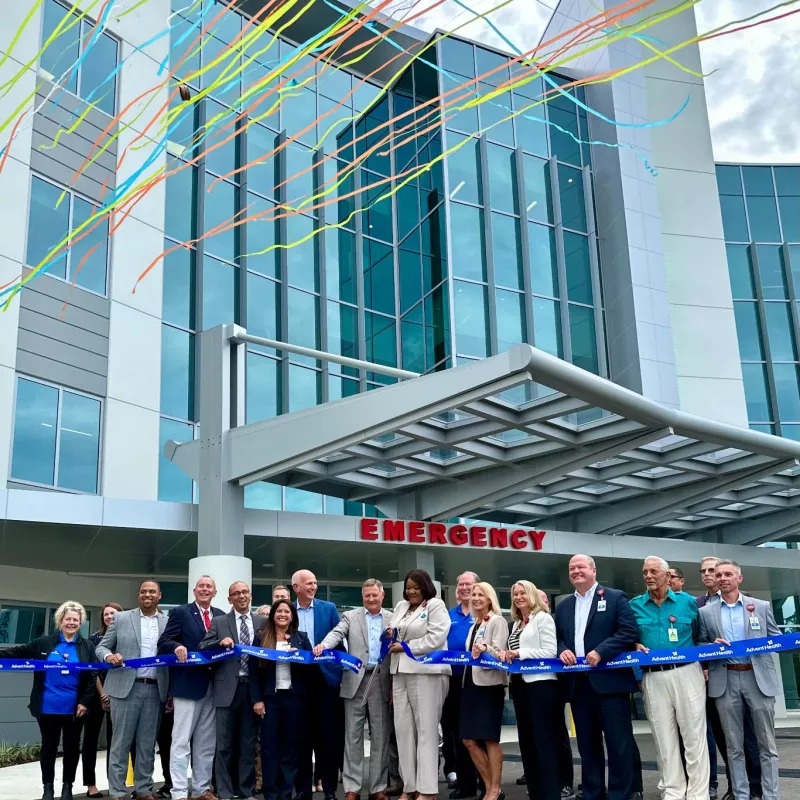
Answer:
[
  {"left": 668, "top": 627, "right": 678, "bottom": 642},
  {"left": 597, "top": 600, "right": 607, "bottom": 612},
  {"left": 749, "top": 615, "right": 761, "bottom": 630}
]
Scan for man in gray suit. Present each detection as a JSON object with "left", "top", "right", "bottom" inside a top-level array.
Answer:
[
  {"left": 314, "top": 579, "right": 392, "bottom": 800},
  {"left": 96, "top": 580, "right": 169, "bottom": 800},
  {"left": 199, "top": 581, "right": 266, "bottom": 800},
  {"left": 699, "top": 559, "right": 782, "bottom": 800}
]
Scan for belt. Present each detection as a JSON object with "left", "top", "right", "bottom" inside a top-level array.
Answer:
[
  {"left": 364, "top": 666, "right": 376, "bottom": 673},
  {"left": 726, "top": 664, "right": 753, "bottom": 671},
  {"left": 237, "top": 676, "right": 250, "bottom": 683},
  {"left": 643, "top": 663, "right": 687, "bottom": 673},
  {"left": 134, "top": 678, "right": 158, "bottom": 685}
]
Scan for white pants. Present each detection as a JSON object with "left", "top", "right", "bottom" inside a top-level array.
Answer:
[
  {"left": 643, "top": 662, "right": 709, "bottom": 800},
  {"left": 171, "top": 686, "right": 216, "bottom": 800}
]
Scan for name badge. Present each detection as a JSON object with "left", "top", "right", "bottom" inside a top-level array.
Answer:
[
  {"left": 749, "top": 616, "right": 761, "bottom": 630},
  {"left": 668, "top": 627, "right": 678, "bottom": 642},
  {"left": 597, "top": 600, "right": 607, "bottom": 612}
]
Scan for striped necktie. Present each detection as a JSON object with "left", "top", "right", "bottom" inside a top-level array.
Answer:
[{"left": 239, "top": 614, "right": 250, "bottom": 675}]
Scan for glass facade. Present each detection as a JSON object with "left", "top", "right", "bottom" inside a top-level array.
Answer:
[
  {"left": 158, "top": 5, "right": 607, "bottom": 503},
  {"left": 719, "top": 164, "right": 800, "bottom": 438}
]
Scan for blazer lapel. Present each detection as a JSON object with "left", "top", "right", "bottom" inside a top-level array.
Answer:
[
  {"left": 585, "top": 586, "right": 601, "bottom": 630},
  {"left": 191, "top": 605, "right": 206, "bottom": 636},
  {"left": 740, "top": 594, "right": 756, "bottom": 639},
  {"left": 357, "top": 608, "right": 368, "bottom": 648},
  {"left": 130, "top": 610, "right": 142, "bottom": 649},
  {"left": 230, "top": 611, "right": 240, "bottom": 644},
  {"left": 712, "top": 596, "right": 724, "bottom": 638}
]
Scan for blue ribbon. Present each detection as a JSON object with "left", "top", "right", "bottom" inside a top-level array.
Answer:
[
  {"left": 0, "top": 644, "right": 362, "bottom": 674},
  {"left": 379, "top": 631, "right": 800, "bottom": 674}
]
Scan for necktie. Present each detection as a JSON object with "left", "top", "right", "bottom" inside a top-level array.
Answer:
[
  {"left": 203, "top": 609, "right": 211, "bottom": 632},
  {"left": 239, "top": 615, "right": 250, "bottom": 675}
]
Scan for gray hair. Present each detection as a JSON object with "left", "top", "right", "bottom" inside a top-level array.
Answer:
[
  {"left": 715, "top": 559, "right": 742, "bottom": 575},
  {"left": 644, "top": 555, "right": 670, "bottom": 571},
  {"left": 457, "top": 571, "right": 480, "bottom": 583},
  {"left": 363, "top": 578, "right": 384, "bottom": 591},
  {"left": 195, "top": 574, "right": 216, "bottom": 589},
  {"left": 570, "top": 554, "right": 596, "bottom": 569},
  {"left": 54, "top": 601, "right": 87, "bottom": 629}
]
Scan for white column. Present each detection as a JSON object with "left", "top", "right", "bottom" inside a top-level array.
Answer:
[{"left": 189, "top": 555, "right": 252, "bottom": 612}]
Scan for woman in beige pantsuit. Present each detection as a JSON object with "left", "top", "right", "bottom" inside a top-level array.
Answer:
[{"left": 387, "top": 569, "right": 451, "bottom": 800}]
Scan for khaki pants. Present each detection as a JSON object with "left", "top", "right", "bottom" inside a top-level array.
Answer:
[
  {"left": 643, "top": 662, "right": 709, "bottom": 800},
  {"left": 392, "top": 673, "right": 449, "bottom": 794}
]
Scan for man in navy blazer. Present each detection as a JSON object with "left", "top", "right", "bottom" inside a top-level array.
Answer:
[
  {"left": 157, "top": 575, "right": 225, "bottom": 800},
  {"left": 555, "top": 554, "right": 638, "bottom": 800},
  {"left": 293, "top": 569, "right": 344, "bottom": 800}
]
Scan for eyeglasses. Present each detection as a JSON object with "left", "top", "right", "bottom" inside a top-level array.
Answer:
[
  {"left": 700, "top": 567, "right": 717, "bottom": 574},
  {"left": 230, "top": 590, "right": 251, "bottom": 598}
]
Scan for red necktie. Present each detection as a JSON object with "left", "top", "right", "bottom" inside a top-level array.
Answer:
[{"left": 203, "top": 609, "right": 211, "bottom": 631}]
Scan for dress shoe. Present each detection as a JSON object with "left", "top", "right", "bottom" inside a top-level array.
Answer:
[
  {"left": 448, "top": 780, "right": 458, "bottom": 791},
  {"left": 325, "top": 794, "right": 338, "bottom": 800},
  {"left": 345, "top": 793, "right": 360, "bottom": 800},
  {"left": 721, "top": 792, "right": 734, "bottom": 800},
  {"left": 450, "top": 790, "right": 475, "bottom": 799},
  {"left": 60, "top": 784, "right": 73, "bottom": 800},
  {"left": 629, "top": 793, "right": 643, "bottom": 800},
  {"left": 42, "top": 785, "right": 55, "bottom": 800},
  {"left": 385, "top": 786, "right": 403, "bottom": 798},
  {"left": 709, "top": 788, "right": 718, "bottom": 800},
  {"left": 516, "top": 777, "right": 527, "bottom": 786},
  {"left": 193, "top": 793, "right": 219, "bottom": 800},
  {"left": 371, "top": 793, "right": 390, "bottom": 800}
]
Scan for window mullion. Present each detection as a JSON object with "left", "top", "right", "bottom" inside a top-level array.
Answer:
[{"left": 53, "top": 388, "right": 64, "bottom": 489}]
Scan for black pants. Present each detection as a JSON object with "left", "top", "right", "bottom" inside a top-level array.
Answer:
[
  {"left": 38, "top": 714, "right": 82, "bottom": 785},
  {"left": 157, "top": 708, "right": 173, "bottom": 791},
  {"left": 80, "top": 704, "right": 111, "bottom": 786},
  {"left": 570, "top": 677, "right": 633, "bottom": 800},
  {"left": 216, "top": 680, "right": 259, "bottom": 799},
  {"left": 555, "top": 700, "right": 574, "bottom": 790},
  {"left": 511, "top": 677, "right": 561, "bottom": 800},
  {"left": 262, "top": 690, "right": 306, "bottom": 800},
  {"left": 442, "top": 674, "right": 478, "bottom": 793},
  {"left": 296, "top": 681, "right": 341, "bottom": 797},
  {"left": 631, "top": 737, "right": 643, "bottom": 794}
]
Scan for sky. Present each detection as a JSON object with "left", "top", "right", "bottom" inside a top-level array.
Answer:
[{"left": 378, "top": 0, "right": 800, "bottom": 164}]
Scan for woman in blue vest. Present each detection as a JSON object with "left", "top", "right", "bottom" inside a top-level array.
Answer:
[{"left": 0, "top": 600, "right": 96, "bottom": 800}]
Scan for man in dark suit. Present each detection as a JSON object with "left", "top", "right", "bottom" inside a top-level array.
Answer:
[
  {"left": 200, "top": 581, "right": 266, "bottom": 800},
  {"left": 555, "top": 554, "right": 638, "bottom": 800},
  {"left": 292, "top": 569, "right": 344, "bottom": 800},
  {"left": 158, "top": 575, "right": 226, "bottom": 800}
]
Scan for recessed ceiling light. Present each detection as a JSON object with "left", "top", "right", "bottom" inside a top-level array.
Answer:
[{"left": 389, "top": 569, "right": 399, "bottom": 573}]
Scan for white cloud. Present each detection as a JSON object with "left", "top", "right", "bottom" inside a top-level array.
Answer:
[{"left": 376, "top": 0, "right": 800, "bottom": 164}]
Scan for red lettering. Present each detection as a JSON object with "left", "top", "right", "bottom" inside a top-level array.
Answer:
[
  {"left": 360, "top": 518, "right": 379, "bottom": 541},
  {"left": 408, "top": 521, "right": 425, "bottom": 543},
  {"left": 428, "top": 523, "right": 447, "bottom": 544},
  {"left": 449, "top": 524, "right": 468, "bottom": 546},
  {"left": 529, "top": 530, "right": 546, "bottom": 550},
  {"left": 383, "top": 520, "right": 406, "bottom": 542},
  {"left": 470, "top": 526, "right": 487, "bottom": 547},
  {"left": 510, "top": 529, "right": 528, "bottom": 549},
  {"left": 489, "top": 528, "right": 508, "bottom": 548}
]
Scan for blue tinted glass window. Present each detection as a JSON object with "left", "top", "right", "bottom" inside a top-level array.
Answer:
[
  {"left": 246, "top": 351, "right": 281, "bottom": 422},
  {"left": 492, "top": 213, "right": 522, "bottom": 290},
  {"left": 201, "top": 35, "right": 240, "bottom": 102},
  {"left": 514, "top": 79, "right": 547, "bottom": 158},
  {"left": 363, "top": 238, "right": 395, "bottom": 315},
  {"left": 569, "top": 304, "right": 598, "bottom": 373},
  {"left": 27, "top": 177, "right": 69, "bottom": 279},
  {"left": 245, "top": 482, "right": 282, "bottom": 510},
  {"left": 446, "top": 132, "right": 482, "bottom": 205},
  {"left": 286, "top": 214, "right": 317, "bottom": 291},
  {"left": 58, "top": 391, "right": 100, "bottom": 493},
  {"left": 167, "top": 91, "right": 198, "bottom": 154},
  {"left": 774, "top": 364, "right": 800, "bottom": 422},
  {"left": 402, "top": 306, "right": 425, "bottom": 373},
  {"left": 40, "top": 2, "right": 79, "bottom": 91},
  {"left": 439, "top": 37, "right": 475, "bottom": 78},
  {"left": 775, "top": 167, "right": 800, "bottom": 197},
  {"left": 764, "top": 303, "right": 797, "bottom": 361},
  {"left": 365, "top": 313, "right": 397, "bottom": 378},
  {"left": 523, "top": 154, "right": 553, "bottom": 223},
  {"left": 161, "top": 325, "right": 194, "bottom": 420},
  {"left": 287, "top": 288, "right": 319, "bottom": 353},
  {"left": 285, "top": 144, "right": 315, "bottom": 209},
  {"left": 726, "top": 244, "right": 755, "bottom": 299},
  {"left": 778, "top": 196, "right": 800, "bottom": 242},
  {"left": 203, "top": 100, "right": 238, "bottom": 179},
  {"left": 720, "top": 195, "right": 749, "bottom": 242},
  {"left": 742, "top": 363, "right": 772, "bottom": 421},
  {"left": 733, "top": 302, "right": 764, "bottom": 361},
  {"left": 202, "top": 256, "right": 237, "bottom": 329},
  {"left": 288, "top": 365, "right": 321, "bottom": 412},
  {"left": 11, "top": 379, "right": 58, "bottom": 486},
  {"left": 247, "top": 125, "right": 277, "bottom": 199},
  {"left": 487, "top": 144, "right": 518, "bottom": 214},
  {"left": 396, "top": 184, "right": 420, "bottom": 241},
  {"left": 450, "top": 204, "right": 486, "bottom": 282},
  {"left": 170, "top": 16, "right": 200, "bottom": 84},
  {"left": 757, "top": 245, "right": 787, "bottom": 299},
  {"left": 454, "top": 281, "right": 489, "bottom": 357},
  {"left": 204, "top": 179, "right": 237, "bottom": 262},
  {"left": 285, "top": 487, "right": 323, "bottom": 514},
  {"left": 71, "top": 195, "right": 108, "bottom": 294},
  {"left": 558, "top": 164, "right": 586, "bottom": 232},
  {"left": 79, "top": 25, "right": 118, "bottom": 115},
  {"left": 789, "top": 246, "right": 800, "bottom": 296},
  {"left": 533, "top": 297, "right": 562, "bottom": 356},
  {"left": 445, "top": 76, "right": 480, "bottom": 134},
  {"left": 424, "top": 286, "right": 450, "bottom": 368},
  {"left": 246, "top": 272, "right": 279, "bottom": 342},
  {"left": 495, "top": 289, "right": 525, "bottom": 353},
  {"left": 716, "top": 165, "right": 742, "bottom": 195},
  {"left": 480, "top": 86, "right": 514, "bottom": 146},
  {"left": 327, "top": 301, "right": 358, "bottom": 360},
  {"left": 318, "top": 59, "right": 352, "bottom": 100},
  {"left": 246, "top": 194, "right": 278, "bottom": 278},
  {"left": 399, "top": 249, "right": 422, "bottom": 313},
  {"left": 158, "top": 417, "right": 194, "bottom": 502},
  {"left": 328, "top": 375, "right": 360, "bottom": 401},
  {"left": 327, "top": 229, "right": 356, "bottom": 303},
  {"left": 163, "top": 248, "right": 194, "bottom": 329},
  {"left": 362, "top": 178, "right": 393, "bottom": 243},
  {"left": 283, "top": 87, "right": 318, "bottom": 145},
  {"left": 741, "top": 166, "right": 775, "bottom": 196},
  {"left": 547, "top": 97, "right": 581, "bottom": 165},
  {"left": 529, "top": 223, "right": 558, "bottom": 297},
  {"left": 564, "top": 232, "right": 593, "bottom": 305},
  {"left": 746, "top": 195, "right": 781, "bottom": 242},
  {"left": 165, "top": 160, "right": 197, "bottom": 243}
]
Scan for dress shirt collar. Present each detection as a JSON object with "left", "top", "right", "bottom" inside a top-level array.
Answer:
[
  {"left": 721, "top": 592, "right": 743, "bottom": 608},
  {"left": 296, "top": 599, "right": 314, "bottom": 611},
  {"left": 236, "top": 610, "right": 250, "bottom": 621},
  {"left": 644, "top": 587, "right": 678, "bottom": 606},
  {"left": 138, "top": 608, "right": 159, "bottom": 620},
  {"left": 365, "top": 607, "right": 383, "bottom": 618},
  {"left": 196, "top": 602, "right": 212, "bottom": 616},
  {"left": 574, "top": 582, "right": 598, "bottom": 601}
]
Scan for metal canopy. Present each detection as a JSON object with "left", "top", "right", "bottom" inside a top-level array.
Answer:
[{"left": 167, "top": 329, "right": 800, "bottom": 542}]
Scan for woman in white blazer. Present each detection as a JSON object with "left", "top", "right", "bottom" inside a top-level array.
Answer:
[
  {"left": 387, "top": 569, "right": 450, "bottom": 800},
  {"left": 461, "top": 582, "right": 508, "bottom": 800},
  {"left": 501, "top": 580, "right": 561, "bottom": 800}
]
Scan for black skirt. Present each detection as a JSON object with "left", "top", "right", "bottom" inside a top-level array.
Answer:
[{"left": 459, "top": 667, "right": 505, "bottom": 742}]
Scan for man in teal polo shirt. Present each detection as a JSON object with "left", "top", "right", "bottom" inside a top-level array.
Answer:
[{"left": 630, "top": 556, "right": 709, "bottom": 800}]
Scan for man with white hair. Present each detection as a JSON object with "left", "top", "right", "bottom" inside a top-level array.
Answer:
[{"left": 630, "top": 556, "right": 709, "bottom": 800}]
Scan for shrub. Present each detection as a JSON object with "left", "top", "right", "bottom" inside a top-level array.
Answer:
[{"left": 0, "top": 740, "right": 41, "bottom": 768}]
